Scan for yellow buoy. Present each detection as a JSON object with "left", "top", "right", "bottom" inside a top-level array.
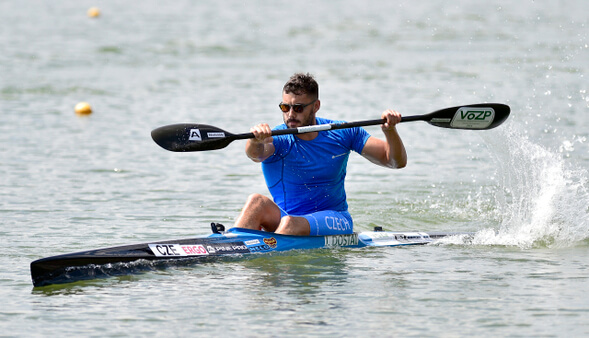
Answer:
[
  {"left": 87, "top": 7, "right": 100, "bottom": 18},
  {"left": 75, "top": 102, "right": 93, "bottom": 116}
]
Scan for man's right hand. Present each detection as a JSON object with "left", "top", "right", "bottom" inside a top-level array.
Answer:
[
  {"left": 250, "top": 123, "right": 273, "bottom": 143},
  {"left": 246, "top": 123, "right": 275, "bottom": 162}
]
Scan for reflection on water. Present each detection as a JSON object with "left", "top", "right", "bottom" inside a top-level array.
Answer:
[{"left": 240, "top": 250, "right": 350, "bottom": 292}]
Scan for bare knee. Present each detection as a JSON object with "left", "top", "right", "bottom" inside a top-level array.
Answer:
[
  {"left": 276, "top": 216, "right": 310, "bottom": 236},
  {"left": 244, "top": 193, "right": 268, "bottom": 209},
  {"left": 235, "top": 194, "right": 281, "bottom": 232},
  {"left": 280, "top": 216, "right": 296, "bottom": 227}
]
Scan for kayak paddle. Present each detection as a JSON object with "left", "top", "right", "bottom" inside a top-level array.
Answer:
[{"left": 151, "top": 103, "right": 510, "bottom": 152}]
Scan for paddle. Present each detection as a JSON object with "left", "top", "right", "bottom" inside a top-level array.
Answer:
[{"left": 151, "top": 103, "right": 510, "bottom": 152}]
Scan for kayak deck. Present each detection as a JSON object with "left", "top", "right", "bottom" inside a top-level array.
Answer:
[{"left": 30, "top": 226, "right": 469, "bottom": 287}]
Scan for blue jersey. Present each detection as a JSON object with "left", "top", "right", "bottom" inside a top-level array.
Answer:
[{"left": 261, "top": 117, "right": 371, "bottom": 215}]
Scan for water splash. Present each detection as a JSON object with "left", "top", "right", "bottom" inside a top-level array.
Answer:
[{"left": 471, "top": 126, "right": 589, "bottom": 248}]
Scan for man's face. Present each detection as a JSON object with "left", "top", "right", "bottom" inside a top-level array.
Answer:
[{"left": 281, "top": 92, "right": 319, "bottom": 128}]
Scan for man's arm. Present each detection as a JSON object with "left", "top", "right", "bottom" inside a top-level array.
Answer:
[
  {"left": 361, "top": 109, "right": 407, "bottom": 169},
  {"left": 246, "top": 123, "right": 275, "bottom": 163}
]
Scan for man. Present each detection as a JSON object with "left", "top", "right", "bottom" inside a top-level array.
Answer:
[{"left": 234, "top": 73, "right": 406, "bottom": 236}]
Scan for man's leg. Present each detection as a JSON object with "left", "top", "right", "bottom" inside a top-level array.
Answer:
[
  {"left": 301, "top": 210, "right": 353, "bottom": 236},
  {"left": 234, "top": 193, "right": 282, "bottom": 231},
  {"left": 275, "top": 216, "right": 311, "bottom": 236}
]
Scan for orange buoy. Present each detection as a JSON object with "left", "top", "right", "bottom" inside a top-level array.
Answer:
[
  {"left": 75, "top": 102, "right": 93, "bottom": 116},
  {"left": 87, "top": 7, "right": 100, "bottom": 18}
]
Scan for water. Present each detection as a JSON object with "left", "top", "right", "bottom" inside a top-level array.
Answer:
[{"left": 1, "top": 0, "right": 588, "bottom": 336}]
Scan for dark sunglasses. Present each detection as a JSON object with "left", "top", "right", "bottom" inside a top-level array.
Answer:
[{"left": 278, "top": 100, "right": 316, "bottom": 113}]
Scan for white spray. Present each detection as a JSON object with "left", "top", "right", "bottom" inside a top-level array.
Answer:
[{"left": 470, "top": 125, "right": 589, "bottom": 248}]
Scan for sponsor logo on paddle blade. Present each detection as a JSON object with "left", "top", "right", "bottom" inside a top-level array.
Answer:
[
  {"left": 189, "top": 129, "right": 202, "bottom": 141},
  {"left": 207, "top": 132, "right": 225, "bottom": 138},
  {"left": 451, "top": 107, "right": 495, "bottom": 129}
]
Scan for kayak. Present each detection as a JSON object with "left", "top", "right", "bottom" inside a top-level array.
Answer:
[{"left": 30, "top": 224, "right": 470, "bottom": 287}]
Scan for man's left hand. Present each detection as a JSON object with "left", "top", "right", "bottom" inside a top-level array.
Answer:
[{"left": 382, "top": 109, "right": 402, "bottom": 131}]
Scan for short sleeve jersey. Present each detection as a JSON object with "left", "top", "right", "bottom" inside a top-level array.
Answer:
[{"left": 261, "top": 117, "right": 371, "bottom": 215}]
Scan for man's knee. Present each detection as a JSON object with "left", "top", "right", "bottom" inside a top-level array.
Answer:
[
  {"left": 277, "top": 216, "right": 310, "bottom": 236},
  {"left": 245, "top": 193, "right": 268, "bottom": 208},
  {"left": 280, "top": 216, "right": 296, "bottom": 227}
]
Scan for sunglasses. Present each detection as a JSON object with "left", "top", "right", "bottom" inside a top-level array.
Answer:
[{"left": 278, "top": 100, "right": 316, "bottom": 113}]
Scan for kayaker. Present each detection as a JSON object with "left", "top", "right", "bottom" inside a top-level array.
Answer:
[{"left": 234, "top": 73, "right": 407, "bottom": 236}]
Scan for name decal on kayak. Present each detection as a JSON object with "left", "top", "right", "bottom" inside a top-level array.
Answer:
[
  {"left": 363, "top": 232, "right": 431, "bottom": 243},
  {"left": 246, "top": 238, "right": 275, "bottom": 252},
  {"left": 189, "top": 129, "right": 202, "bottom": 141},
  {"left": 148, "top": 244, "right": 209, "bottom": 257},
  {"left": 451, "top": 107, "right": 495, "bottom": 129},
  {"left": 248, "top": 244, "right": 272, "bottom": 252},
  {"left": 206, "top": 243, "right": 250, "bottom": 254},
  {"left": 325, "top": 234, "right": 359, "bottom": 247}
]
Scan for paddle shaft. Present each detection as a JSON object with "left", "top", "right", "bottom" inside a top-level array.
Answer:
[
  {"left": 232, "top": 118, "right": 381, "bottom": 140},
  {"left": 232, "top": 115, "right": 434, "bottom": 140}
]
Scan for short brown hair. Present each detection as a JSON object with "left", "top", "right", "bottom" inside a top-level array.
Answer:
[{"left": 283, "top": 73, "right": 319, "bottom": 99}]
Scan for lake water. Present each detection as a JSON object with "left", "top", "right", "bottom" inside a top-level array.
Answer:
[{"left": 1, "top": 0, "right": 588, "bottom": 336}]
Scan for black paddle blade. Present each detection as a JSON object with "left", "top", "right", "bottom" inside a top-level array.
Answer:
[
  {"left": 419, "top": 103, "right": 510, "bottom": 130},
  {"left": 151, "top": 124, "right": 236, "bottom": 152}
]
